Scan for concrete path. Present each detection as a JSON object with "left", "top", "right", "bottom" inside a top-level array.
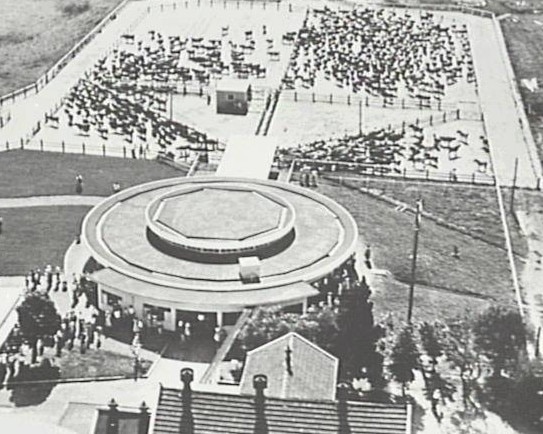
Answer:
[
  {"left": 467, "top": 15, "right": 541, "bottom": 188},
  {"left": 516, "top": 191, "right": 543, "bottom": 356},
  {"left": 0, "top": 195, "right": 104, "bottom": 208},
  {"left": 0, "top": 277, "right": 24, "bottom": 348}
]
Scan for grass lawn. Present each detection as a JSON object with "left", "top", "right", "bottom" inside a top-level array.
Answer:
[
  {"left": 317, "top": 180, "right": 518, "bottom": 308},
  {"left": 500, "top": 13, "right": 543, "bottom": 160},
  {"left": 0, "top": 150, "right": 186, "bottom": 197},
  {"left": 332, "top": 177, "right": 528, "bottom": 258},
  {"left": 371, "top": 276, "right": 492, "bottom": 323},
  {"left": 44, "top": 347, "right": 152, "bottom": 379},
  {"left": 0, "top": 0, "right": 122, "bottom": 96},
  {"left": 0, "top": 206, "right": 91, "bottom": 275}
]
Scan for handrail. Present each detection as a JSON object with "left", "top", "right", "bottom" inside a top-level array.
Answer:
[{"left": 200, "top": 308, "right": 253, "bottom": 384}]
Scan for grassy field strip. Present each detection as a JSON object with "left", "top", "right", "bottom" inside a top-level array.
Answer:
[
  {"left": 0, "top": 1, "right": 148, "bottom": 146},
  {"left": 490, "top": 15, "right": 542, "bottom": 183}
]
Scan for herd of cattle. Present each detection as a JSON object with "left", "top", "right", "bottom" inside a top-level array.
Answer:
[
  {"left": 44, "top": 5, "right": 487, "bottom": 175},
  {"left": 283, "top": 7, "right": 475, "bottom": 105},
  {"left": 278, "top": 124, "right": 491, "bottom": 175}
]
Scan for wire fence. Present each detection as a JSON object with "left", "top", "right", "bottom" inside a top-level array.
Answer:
[
  {"left": 289, "top": 158, "right": 497, "bottom": 186},
  {"left": 278, "top": 89, "right": 479, "bottom": 114}
]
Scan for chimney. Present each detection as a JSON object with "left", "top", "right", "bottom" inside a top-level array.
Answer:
[
  {"left": 138, "top": 401, "right": 150, "bottom": 434},
  {"left": 181, "top": 368, "right": 194, "bottom": 390},
  {"left": 180, "top": 368, "right": 194, "bottom": 434},
  {"left": 106, "top": 398, "right": 119, "bottom": 434},
  {"left": 253, "top": 374, "right": 267, "bottom": 397},
  {"left": 337, "top": 382, "right": 351, "bottom": 402},
  {"left": 253, "top": 375, "right": 268, "bottom": 434}
]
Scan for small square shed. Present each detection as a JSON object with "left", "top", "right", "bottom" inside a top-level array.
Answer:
[{"left": 216, "top": 79, "right": 251, "bottom": 115}]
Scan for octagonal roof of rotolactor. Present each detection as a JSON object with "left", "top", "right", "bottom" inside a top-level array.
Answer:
[
  {"left": 81, "top": 176, "right": 359, "bottom": 310},
  {"left": 156, "top": 187, "right": 285, "bottom": 241}
]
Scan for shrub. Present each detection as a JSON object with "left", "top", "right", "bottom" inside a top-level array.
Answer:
[{"left": 58, "top": 0, "right": 91, "bottom": 16}]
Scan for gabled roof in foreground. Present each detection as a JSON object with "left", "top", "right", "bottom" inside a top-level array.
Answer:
[
  {"left": 153, "top": 385, "right": 410, "bottom": 434},
  {"left": 239, "top": 332, "right": 339, "bottom": 401}
]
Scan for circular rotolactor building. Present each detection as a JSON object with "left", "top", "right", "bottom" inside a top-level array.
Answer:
[{"left": 80, "top": 176, "right": 358, "bottom": 331}]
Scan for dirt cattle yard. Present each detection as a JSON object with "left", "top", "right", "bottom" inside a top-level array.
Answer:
[{"left": 11, "top": 0, "right": 537, "bottom": 188}]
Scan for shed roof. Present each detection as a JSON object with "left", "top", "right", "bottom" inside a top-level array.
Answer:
[
  {"left": 216, "top": 79, "right": 251, "bottom": 93},
  {"left": 239, "top": 332, "right": 338, "bottom": 401}
]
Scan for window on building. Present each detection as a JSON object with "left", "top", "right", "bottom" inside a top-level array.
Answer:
[{"left": 143, "top": 304, "right": 170, "bottom": 321}]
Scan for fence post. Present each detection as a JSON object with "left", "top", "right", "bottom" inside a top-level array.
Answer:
[
  {"left": 347, "top": 95, "right": 351, "bottom": 105},
  {"left": 426, "top": 170, "right": 429, "bottom": 180},
  {"left": 20, "top": 138, "right": 24, "bottom": 150},
  {"left": 123, "top": 146, "right": 127, "bottom": 158},
  {"left": 430, "top": 115, "right": 433, "bottom": 126},
  {"left": 294, "top": 91, "right": 297, "bottom": 102},
  {"left": 403, "top": 168, "right": 406, "bottom": 179},
  {"left": 365, "top": 96, "right": 369, "bottom": 107},
  {"left": 61, "top": 141, "right": 65, "bottom": 153},
  {"left": 40, "top": 139, "right": 44, "bottom": 151},
  {"left": 329, "top": 94, "right": 333, "bottom": 104},
  {"left": 456, "top": 109, "right": 460, "bottom": 120},
  {"left": 402, "top": 99, "right": 405, "bottom": 109},
  {"left": 5, "top": 141, "right": 9, "bottom": 151},
  {"left": 102, "top": 144, "right": 106, "bottom": 157},
  {"left": 82, "top": 142, "right": 86, "bottom": 155},
  {"left": 537, "top": 177, "right": 541, "bottom": 191},
  {"left": 438, "top": 100, "right": 441, "bottom": 111},
  {"left": 443, "top": 111, "right": 447, "bottom": 123},
  {"left": 312, "top": 93, "right": 315, "bottom": 103},
  {"left": 471, "top": 172, "right": 476, "bottom": 184}
]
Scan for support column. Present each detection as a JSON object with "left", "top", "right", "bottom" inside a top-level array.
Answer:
[
  {"left": 302, "top": 298, "right": 308, "bottom": 314},
  {"left": 216, "top": 311, "right": 223, "bottom": 328},
  {"left": 165, "top": 309, "right": 176, "bottom": 331}
]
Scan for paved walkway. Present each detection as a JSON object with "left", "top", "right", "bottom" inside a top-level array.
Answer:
[
  {"left": 516, "top": 191, "right": 543, "bottom": 356},
  {"left": 0, "top": 195, "right": 104, "bottom": 208},
  {"left": 466, "top": 14, "right": 541, "bottom": 188}
]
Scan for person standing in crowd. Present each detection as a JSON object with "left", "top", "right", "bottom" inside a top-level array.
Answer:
[
  {"left": 75, "top": 174, "right": 84, "bottom": 194},
  {"left": 364, "top": 244, "right": 372, "bottom": 269}
]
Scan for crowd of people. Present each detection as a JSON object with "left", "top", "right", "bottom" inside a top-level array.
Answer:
[
  {"left": 0, "top": 267, "right": 105, "bottom": 385},
  {"left": 284, "top": 7, "right": 475, "bottom": 103},
  {"left": 309, "top": 256, "right": 360, "bottom": 309}
]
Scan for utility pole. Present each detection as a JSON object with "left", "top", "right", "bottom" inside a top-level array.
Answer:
[
  {"left": 510, "top": 157, "right": 519, "bottom": 215},
  {"left": 407, "top": 199, "right": 423, "bottom": 323},
  {"left": 358, "top": 99, "right": 362, "bottom": 136},
  {"left": 169, "top": 90, "right": 173, "bottom": 121}
]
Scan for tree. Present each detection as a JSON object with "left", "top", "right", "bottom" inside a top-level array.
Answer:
[
  {"left": 389, "top": 325, "right": 420, "bottom": 396},
  {"left": 17, "top": 292, "right": 61, "bottom": 363},
  {"left": 335, "top": 277, "right": 384, "bottom": 385},
  {"left": 419, "top": 321, "right": 445, "bottom": 367},
  {"left": 444, "top": 312, "right": 482, "bottom": 411},
  {"left": 238, "top": 305, "right": 338, "bottom": 353},
  {"left": 472, "top": 306, "right": 526, "bottom": 377}
]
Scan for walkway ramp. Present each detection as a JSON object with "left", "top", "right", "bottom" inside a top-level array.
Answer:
[
  {"left": 0, "top": 276, "right": 24, "bottom": 348},
  {"left": 216, "top": 135, "right": 278, "bottom": 180}
]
